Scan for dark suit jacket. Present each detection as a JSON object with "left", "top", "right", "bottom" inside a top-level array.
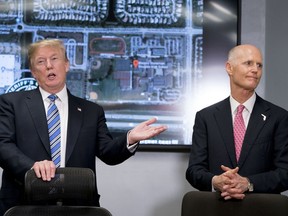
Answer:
[
  {"left": 186, "top": 95, "right": 288, "bottom": 193},
  {"left": 0, "top": 88, "right": 134, "bottom": 214}
]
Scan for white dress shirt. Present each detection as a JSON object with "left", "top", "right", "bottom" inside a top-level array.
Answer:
[{"left": 230, "top": 92, "right": 256, "bottom": 128}]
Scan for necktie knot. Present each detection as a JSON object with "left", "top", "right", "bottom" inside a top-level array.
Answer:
[
  {"left": 48, "top": 94, "right": 57, "bottom": 102},
  {"left": 237, "top": 104, "right": 245, "bottom": 114}
]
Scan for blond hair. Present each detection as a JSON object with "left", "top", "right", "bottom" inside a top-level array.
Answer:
[{"left": 28, "top": 39, "right": 68, "bottom": 69}]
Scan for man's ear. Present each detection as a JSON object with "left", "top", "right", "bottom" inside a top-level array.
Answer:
[{"left": 225, "top": 62, "right": 233, "bottom": 76}]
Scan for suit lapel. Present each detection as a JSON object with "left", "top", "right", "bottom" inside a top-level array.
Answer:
[
  {"left": 214, "top": 98, "right": 238, "bottom": 167},
  {"left": 66, "top": 93, "right": 83, "bottom": 163},
  {"left": 25, "top": 89, "right": 51, "bottom": 155},
  {"left": 238, "top": 96, "right": 270, "bottom": 166}
]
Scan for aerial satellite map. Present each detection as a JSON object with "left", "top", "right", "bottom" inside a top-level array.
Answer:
[{"left": 0, "top": 0, "right": 204, "bottom": 146}]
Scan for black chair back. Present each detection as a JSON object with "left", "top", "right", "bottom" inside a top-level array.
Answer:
[
  {"left": 182, "top": 191, "right": 288, "bottom": 216},
  {"left": 4, "top": 167, "right": 113, "bottom": 216},
  {"left": 25, "top": 167, "right": 96, "bottom": 206}
]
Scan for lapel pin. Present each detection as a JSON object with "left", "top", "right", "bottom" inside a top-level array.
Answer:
[
  {"left": 261, "top": 114, "right": 266, "bottom": 121},
  {"left": 77, "top": 107, "right": 82, "bottom": 112}
]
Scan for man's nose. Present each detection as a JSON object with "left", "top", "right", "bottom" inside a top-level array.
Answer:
[{"left": 46, "top": 59, "right": 53, "bottom": 68}]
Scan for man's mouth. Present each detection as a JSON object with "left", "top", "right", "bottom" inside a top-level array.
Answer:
[
  {"left": 48, "top": 73, "right": 56, "bottom": 79},
  {"left": 247, "top": 76, "right": 258, "bottom": 80}
]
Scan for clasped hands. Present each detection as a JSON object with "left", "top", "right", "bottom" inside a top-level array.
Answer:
[{"left": 212, "top": 165, "right": 250, "bottom": 200}]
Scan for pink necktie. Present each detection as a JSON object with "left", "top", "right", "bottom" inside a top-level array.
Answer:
[{"left": 234, "top": 105, "right": 246, "bottom": 162}]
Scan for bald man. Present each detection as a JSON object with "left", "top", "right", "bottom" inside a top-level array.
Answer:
[{"left": 186, "top": 44, "right": 288, "bottom": 200}]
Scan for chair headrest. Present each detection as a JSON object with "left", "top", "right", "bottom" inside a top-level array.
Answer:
[{"left": 25, "top": 167, "right": 96, "bottom": 204}]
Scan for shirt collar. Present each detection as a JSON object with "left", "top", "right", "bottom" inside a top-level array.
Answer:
[
  {"left": 230, "top": 92, "right": 256, "bottom": 114},
  {"left": 39, "top": 85, "right": 68, "bottom": 103}
]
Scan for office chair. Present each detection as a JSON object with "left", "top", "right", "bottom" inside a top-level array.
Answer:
[
  {"left": 181, "top": 191, "right": 288, "bottom": 216},
  {"left": 4, "top": 167, "right": 112, "bottom": 216},
  {"left": 4, "top": 206, "right": 112, "bottom": 216},
  {"left": 25, "top": 167, "right": 96, "bottom": 206}
]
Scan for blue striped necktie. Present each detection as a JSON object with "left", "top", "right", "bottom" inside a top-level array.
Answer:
[{"left": 47, "top": 94, "right": 61, "bottom": 167}]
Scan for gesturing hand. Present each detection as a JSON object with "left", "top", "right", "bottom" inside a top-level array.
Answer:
[{"left": 128, "top": 117, "right": 167, "bottom": 145}]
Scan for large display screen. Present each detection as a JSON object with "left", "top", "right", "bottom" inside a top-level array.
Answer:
[{"left": 0, "top": 0, "right": 240, "bottom": 150}]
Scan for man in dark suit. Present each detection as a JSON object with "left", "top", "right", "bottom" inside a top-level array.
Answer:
[
  {"left": 0, "top": 39, "right": 167, "bottom": 215},
  {"left": 186, "top": 44, "right": 288, "bottom": 200}
]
